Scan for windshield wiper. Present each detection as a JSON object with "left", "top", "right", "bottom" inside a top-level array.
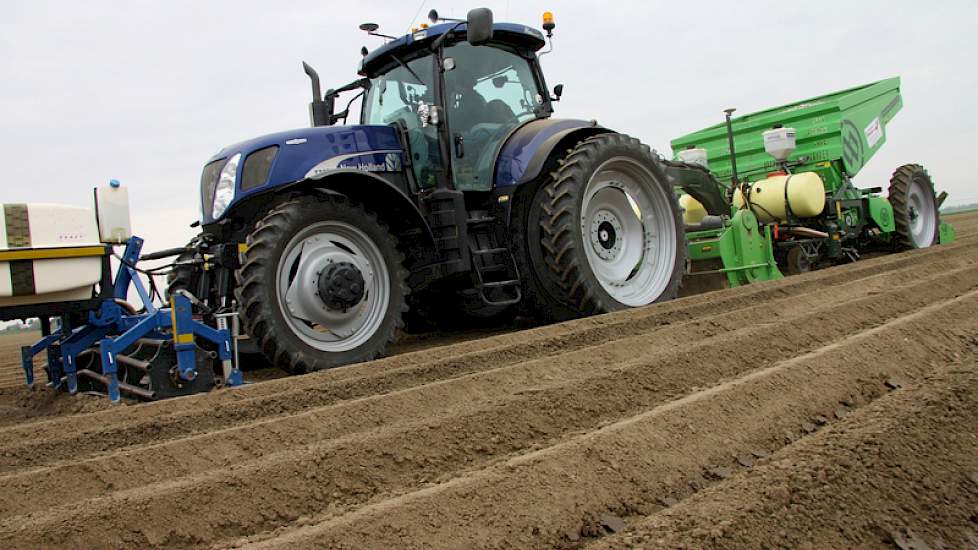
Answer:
[{"left": 389, "top": 53, "right": 425, "bottom": 85}]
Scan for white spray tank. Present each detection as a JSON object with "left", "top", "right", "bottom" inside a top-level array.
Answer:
[{"left": 94, "top": 179, "right": 132, "bottom": 244}]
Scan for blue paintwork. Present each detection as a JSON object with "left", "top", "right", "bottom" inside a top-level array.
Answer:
[
  {"left": 494, "top": 119, "right": 598, "bottom": 187},
  {"left": 359, "top": 22, "right": 546, "bottom": 76},
  {"left": 202, "top": 125, "right": 403, "bottom": 223}
]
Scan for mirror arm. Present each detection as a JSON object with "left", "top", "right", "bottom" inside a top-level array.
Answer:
[{"left": 429, "top": 21, "right": 466, "bottom": 52}]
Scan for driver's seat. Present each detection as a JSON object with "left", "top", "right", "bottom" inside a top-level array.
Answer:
[{"left": 485, "top": 99, "right": 515, "bottom": 123}]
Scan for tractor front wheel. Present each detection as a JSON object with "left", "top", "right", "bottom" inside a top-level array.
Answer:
[
  {"left": 237, "top": 195, "right": 408, "bottom": 374},
  {"left": 537, "top": 133, "right": 685, "bottom": 315}
]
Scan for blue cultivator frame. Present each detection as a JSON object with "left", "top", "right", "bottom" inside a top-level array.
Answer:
[{"left": 20, "top": 236, "right": 242, "bottom": 402}]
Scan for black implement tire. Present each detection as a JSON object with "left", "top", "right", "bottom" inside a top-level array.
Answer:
[
  {"left": 236, "top": 195, "right": 408, "bottom": 374},
  {"left": 888, "top": 164, "right": 940, "bottom": 249},
  {"left": 538, "top": 133, "right": 685, "bottom": 315}
]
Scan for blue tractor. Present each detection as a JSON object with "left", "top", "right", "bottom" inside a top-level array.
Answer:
[{"left": 173, "top": 8, "right": 687, "bottom": 374}]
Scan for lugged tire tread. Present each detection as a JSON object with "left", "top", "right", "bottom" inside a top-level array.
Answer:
[
  {"left": 537, "top": 133, "right": 685, "bottom": 315},
  {"left": 888, "top": 163, "right": 939, "bottom": 249},
  {"left": 236, "top": 195, "right": 409, "bottom": 374}
]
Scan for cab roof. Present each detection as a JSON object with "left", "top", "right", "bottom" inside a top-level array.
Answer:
[{"left": 358, "top": 22, "right": 547, "bottom": 78}]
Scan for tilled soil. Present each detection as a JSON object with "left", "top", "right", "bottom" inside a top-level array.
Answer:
[
  {"left": 588, "top": 364, "right": 978, "bottom": 550},
  {"left": 0, "top": 211, "right": 975, "bottom": 549}
]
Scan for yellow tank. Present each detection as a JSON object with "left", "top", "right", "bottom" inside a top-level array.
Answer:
[
  {"left": 733, "top": 172, "right": 825, "bottom": 223},
  {"left": 679, "top": 194, "right": 707, "bottom": 225}
]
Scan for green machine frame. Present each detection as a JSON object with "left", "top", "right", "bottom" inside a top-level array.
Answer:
[{"left": 670, "top": 77, "right": 954, "bottom": 290}]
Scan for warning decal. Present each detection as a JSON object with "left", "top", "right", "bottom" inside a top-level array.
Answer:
[{"left": 864, "top": 117, "right": 883, "bottom": 148}]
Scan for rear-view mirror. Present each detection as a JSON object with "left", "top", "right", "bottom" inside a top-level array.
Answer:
[{"left": 466, "top": 8, "right": 493, "bottom": 45}]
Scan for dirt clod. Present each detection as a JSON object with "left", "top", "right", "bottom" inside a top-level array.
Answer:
[
  {"left": 599, "top": 513, "right": 626, "bottom": 534},
  {"left": 707, "top": 466, "right": 733, "bottom": 480},
  {"left": 891, "top": 528, "right": 933, "bottom": 550},
  {"left": 657, "top": 496, "right": 678, "bottom": 507}
]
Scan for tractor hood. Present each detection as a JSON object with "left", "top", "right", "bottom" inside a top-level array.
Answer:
[{"left": 200, "top": 124, "right": 403, "bottom": 223}]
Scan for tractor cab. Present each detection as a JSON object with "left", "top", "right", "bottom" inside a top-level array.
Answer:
[{"left": 320, "top": 10, "right": 554, "bottom": 192}]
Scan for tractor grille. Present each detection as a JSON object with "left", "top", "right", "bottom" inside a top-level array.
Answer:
[{"left": 200, "top": 158, "right": 224, "bottom": 217}]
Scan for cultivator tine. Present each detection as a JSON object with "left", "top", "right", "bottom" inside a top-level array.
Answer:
[
  {"left": 20, "top": 346, "right": 34, "bottom": 388},
  {"left": 99, "top": 343, "right": 121, "bottom": 403}
]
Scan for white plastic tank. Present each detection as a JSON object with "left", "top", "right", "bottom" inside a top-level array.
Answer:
[
  {"left": 762, "top": 127, "right": 797, "bottom": 162},
  {"left": 0, "top": 203, "right": 103, "bottom": 305},
  {"left": 677, "top": 147, "right": 709, "bottom": 168},
  {"left": 95, "top": 179, "right": 132, "bottom": 244}
]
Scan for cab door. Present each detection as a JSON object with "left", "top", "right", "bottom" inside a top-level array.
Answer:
[
  {"left": 362, "top": 56, "right": 443, "bottom": 190},
  {"left": 442, "top": 42, "right": 544, "bottom": 191}
]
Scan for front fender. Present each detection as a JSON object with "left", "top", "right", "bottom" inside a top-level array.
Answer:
[{"left": 218, "top": 170, "right": 435, "bottom": 252}]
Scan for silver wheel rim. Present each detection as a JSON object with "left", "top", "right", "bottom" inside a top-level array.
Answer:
[
  {"left": 907, "top": 177, "right": 937, "bottom": 247},
  {"left": 276, "top": 221, "right": 390, "bottom": 352},
  {"left": 580, "top": 156, "right": 678, "bottom": 307}
]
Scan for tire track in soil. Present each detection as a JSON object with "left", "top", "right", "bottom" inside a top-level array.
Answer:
[
  {"left": 0, "top": 245, "right": 976, "bottom": 547},
  {"left": 0, "top": 233, "right": 975, "bottom": 468}
]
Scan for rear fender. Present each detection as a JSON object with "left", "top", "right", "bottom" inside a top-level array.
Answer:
[{"left": 494, "top": 118, "right": 610, "bottom": 188}]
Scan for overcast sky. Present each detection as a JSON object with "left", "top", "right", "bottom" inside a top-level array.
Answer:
[{"left": 2, "top": 0, "right": 976, "bottom": 253}]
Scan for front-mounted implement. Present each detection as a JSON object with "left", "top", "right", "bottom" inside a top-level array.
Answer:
[{"left": 1, "top": 183, "right": 242, "bottom": 402}]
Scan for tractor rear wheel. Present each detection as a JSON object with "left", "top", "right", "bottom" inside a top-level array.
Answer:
[
  {"left": 510, "top": 177, "right": 581, "bottom": 322},
  {"left": 888, "top": 164, "right": 939, "bottom": 249},
  {"left": 537, "top": 133, "right": 685, "bottom": 315},
  {"left": 237, "top": 195, "right": 408, "bottom": 374}
]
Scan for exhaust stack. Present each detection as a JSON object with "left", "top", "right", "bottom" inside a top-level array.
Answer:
[{"left": 303, "top": 62, "right": 330, "bottom": 127}]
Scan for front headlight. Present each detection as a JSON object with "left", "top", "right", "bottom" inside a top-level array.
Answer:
[{"left": 212, "top": 153, "right": 240, "bottom": 219}]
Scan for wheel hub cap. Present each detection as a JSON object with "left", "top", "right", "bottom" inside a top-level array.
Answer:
[
  {"left": 907, "top": 178, "right": 936, "bottom": 247},
  {"left": 276, "top": 222, "right": 390, "bottom": 352},
  {"left": 317, "top": 261, "right": 365, "bottom": 310},
  {"left": 591, "top": 212, "right": 623, "bottom": 260}
]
